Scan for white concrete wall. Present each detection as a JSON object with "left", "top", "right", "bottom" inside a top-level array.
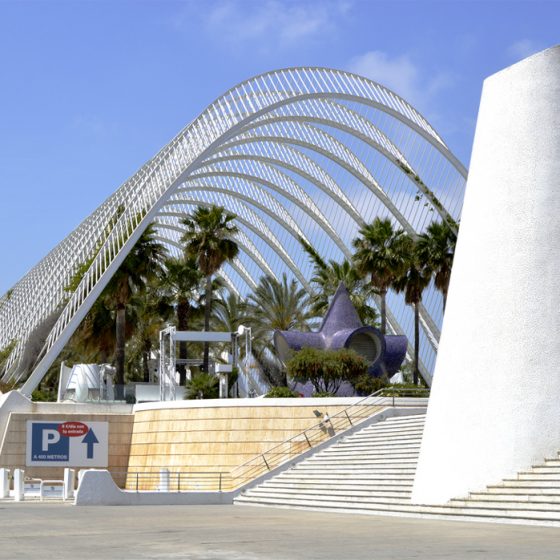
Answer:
[
  {"left": 412, "top": 45, "right": 560, "bottom": 504},
  {"left": 75, "top": 470, "right": 234, "bottom": 506}
]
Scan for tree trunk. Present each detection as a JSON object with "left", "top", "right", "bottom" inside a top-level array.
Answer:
[
  {"left": 115, "top": 304, "right": 126, "bottom": 399},
  {"left": 177, "top": 299, "right": 190, "bottom": 385},
  {"left": 442, "top": 287, "right": 448, "bottom": 314},
  {"left": 142, "top": 350, "right": 149, "bottom": 383},
  {"left": 380, "top": 288, "right": 387, "bottom": 335},
  {"left": 202, "top": 275, "right": 212, "bottom": 372},
  {"left": 413, "top": 301, "right": 420, "bottom": 386}
]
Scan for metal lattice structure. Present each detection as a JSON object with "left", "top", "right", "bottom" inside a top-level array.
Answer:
[{"left": 0, "top": 67, "right": 467, "bottom": 395}]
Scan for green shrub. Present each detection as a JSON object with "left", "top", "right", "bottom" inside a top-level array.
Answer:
[
  {"left": 265, "top": 386, "right": 299, "bottom": 398},
  {"left": 312, "top": 391, "right": 336, "bottom": 398},
  {"left": 287, "top": 347, "right": 367, "bottom": 394},
  {"left": 31, "top": 388, "right": 56, "bottom": 402},
  {"left": 381, "top": 382, "right": 429, "bottom": 397},
  {"left": 352, "top": 374, "right": 389, "bottom": 396},
  {"left": 185, "top": 373, "right": 219, "bottom": 399}
]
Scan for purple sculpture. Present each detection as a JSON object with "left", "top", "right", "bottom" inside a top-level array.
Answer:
[{"left": 274, "top": 283, "right": 407, "bottom": 378}]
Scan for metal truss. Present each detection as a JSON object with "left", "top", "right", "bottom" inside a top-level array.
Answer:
[{"left": 0, "top": 67, "right": 467, "bottom": 394}]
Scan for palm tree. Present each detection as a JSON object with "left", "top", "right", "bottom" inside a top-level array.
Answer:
[
  {"left": 181, "top": 205, "right": 239, "bottom": 372},
  {"left": 70, "top": 298, "right": 116, "bottom": 364},
  {"left": 104, "top": 224, "right": 166, "bottom": 392},
  {"left": 128, "top": 280, "right": 173, "bottom": 382},
  {"left": 352, "top": 217, "right": 407, "bottom": 334},
  {"left": 393, "top": 235, "right": 432, "bottom": 385},
  {"left": 212, "top": 292, "right": 247, "bottom": 333},
  {"left": 245, "top": 273, "right": 312, "bottom": 386},
  {"left": 162, "top": 256, "right": 204, "bottom": 384},
  {"left": 301, "top": 239, "right": 378, "bottom": 325},
  {"left": 417, "top": 219, "right": 458, "bottom": 313}
]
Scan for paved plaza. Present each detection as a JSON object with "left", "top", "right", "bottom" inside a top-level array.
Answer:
[{"left": 1, "top": 503, "right": 559, "bottom": 559}]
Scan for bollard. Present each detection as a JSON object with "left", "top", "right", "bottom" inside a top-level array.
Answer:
[
  {"left": 63, "top": 468, "right": 76, "bottom": 500},
  {"left": 159, "top": 468, "right": 170, "bottom": 492},
  {"left": 13, "top": 469, "right": 24, "bottom": 502},
  {"left": 0, "top": 468, "right": 10, "bottom": 498}
]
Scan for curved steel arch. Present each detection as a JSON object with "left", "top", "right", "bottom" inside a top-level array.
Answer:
[
  {"left": 0, "top": 67, "right": 466, "bottom": 393},
  {"left": 154, "top": 218, "right": 278, "bottom": 283},
  {"left": 157, "top": 194, "right": 311, "bottom": 290}
]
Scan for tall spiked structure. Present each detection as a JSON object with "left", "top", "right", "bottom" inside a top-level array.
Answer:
[
  {"left": 413, "top": 46, "right": 560, "bottom": 504},
  {"left": 0, "top": 68, "right": 466, "bottom": 395}
]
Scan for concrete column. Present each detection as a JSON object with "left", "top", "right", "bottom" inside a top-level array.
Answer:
[{"left": 412, "top": 45, "right": 560, "bottom": 504}]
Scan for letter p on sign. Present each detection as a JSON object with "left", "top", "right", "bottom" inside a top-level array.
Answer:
[{"left": 42, "top": 429, "right": 60, "bottom": 451}]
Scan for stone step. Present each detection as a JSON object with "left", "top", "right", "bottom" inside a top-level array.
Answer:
[
  {"left": 361, "top": 418, "right": 425, "bottom": 427},
  {"left": 275, "top": 472, "right": 413, "bottom": 484},
  {"left": 325, "top": 441, "right": 422, "bottom": 449},
  {"left": 374, "top": 414, "right": 426, "bottom": 422},
  {"left": 517, "top": 472, "right": 560, "bottom": 480},
  {"left": 304, "top": 453, "right": 418, "bottom": 465},
  {"left": 260, "top": 482, "right": 411, "bottom": 496},
  {"left": 294, "top": 465, "right": 417, "bottom": 474},
  {"left": 526, "top": 466, "right": 560, "bottom": 474},
  {"left": 242, "top": 489, "right": 410, "bottom": 505},
  {"left": 338, "top": 435, "right": 423, "bottom": 445},
  {"left": 289, "top": 459, "right": 419, "bottom": 469},
  {"left": 360, "top": 421, "right": 425, "bottom": 430},
  {"left": 485, "top": 485, "right": 560, "bottom": 496},
  {"left": 234, "top": 495, "right": 560, "bottom": 522},
  {"left": 494, "top": 479, "right": 560, "bottom": 488},
  {"left": 318, "top": 449, "right": 421, "bottom": 457},
  {"left": 356, "top": 426, "right": 425, "bottom": 436},
  {"left": 274, "top": 478, "right": 413, "bottom": 492},
  {"left": 287, "top": 469, "right": 416, "bottom": 478},
  {"left": 318, "top": 446, "right": 420, "bottom": 457},
  {"left": 357, "top": 420, "right": 425, "bottom": 428},
  {"left": 293, "top": 461, "right": 414, "bottom": 474},
  {"left": 468, "top": 492, "right": 560, "bottom": 503},
  {"left": 332, "top": 441, "right": 420, "bottom": 454},
  {"left": 448, "top": 498, "right": 560, "bottom": 512}
]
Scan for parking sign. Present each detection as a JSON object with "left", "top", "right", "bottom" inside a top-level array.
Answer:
[{"left": 26, "top": 420, "right": 108, "bottom": 467}]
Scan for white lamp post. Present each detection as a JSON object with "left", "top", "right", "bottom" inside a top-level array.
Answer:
[{"left": 236, "top": 325, "right": 252, "bottom": 363}]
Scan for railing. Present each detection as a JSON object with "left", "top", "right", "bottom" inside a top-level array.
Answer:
[
  {"left": 117, "top": 470, "right": 226, "bottom": 492},
  {"left": 227, "top": 387, "right": 429, "bottom": 490},
  {"left": 113, "top": 387, "right": 428, "bottom": 493}
]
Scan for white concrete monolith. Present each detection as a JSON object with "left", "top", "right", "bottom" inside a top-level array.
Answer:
[{"left": 412, "top": 45, "right": 560, "bottom": 504}]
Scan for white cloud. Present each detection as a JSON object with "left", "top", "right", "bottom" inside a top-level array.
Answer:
[
  {"left": 347, "top": 50, "right": 453, "bottom": 114},
  {"left": 178, "top": 0, "right": 350, "bottom": 51},
  {"left": 507, "top": 39, "right": 544, "bottom": 61}
]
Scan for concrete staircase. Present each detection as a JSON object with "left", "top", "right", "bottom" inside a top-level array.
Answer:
[
  {"left": 235, "top": 414, "right": 425, "bottom": 512},
  {"left": 235, "top": 413, "right": 560, "bottom": 526}
]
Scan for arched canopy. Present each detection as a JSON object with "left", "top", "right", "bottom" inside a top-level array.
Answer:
[{"left": 0, "top": 67, "right": 466, "bottom": 394}]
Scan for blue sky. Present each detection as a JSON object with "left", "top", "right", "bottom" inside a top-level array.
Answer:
[{"left": 0, "top": 0, "right": 558, "bottom": 295}]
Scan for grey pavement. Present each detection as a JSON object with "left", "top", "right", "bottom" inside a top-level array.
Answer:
[{"left": 0, "top": 503, "right": 559, "bottom": 559}]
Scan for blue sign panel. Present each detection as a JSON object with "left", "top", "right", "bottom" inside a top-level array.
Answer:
[{"left": 30, "top": 422, "right": 70, "bottom": 462}]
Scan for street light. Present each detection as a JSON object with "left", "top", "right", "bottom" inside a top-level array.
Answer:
[{"left": 237, "top": 325, "right": 252, "bottom": 361}]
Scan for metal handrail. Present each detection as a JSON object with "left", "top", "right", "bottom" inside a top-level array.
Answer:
[
  {"left": 227, "top": 387, "right": 429, "bottom": 490},
  {"left": 113, "top": 470, "right": 227, "bottom": 492}
]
